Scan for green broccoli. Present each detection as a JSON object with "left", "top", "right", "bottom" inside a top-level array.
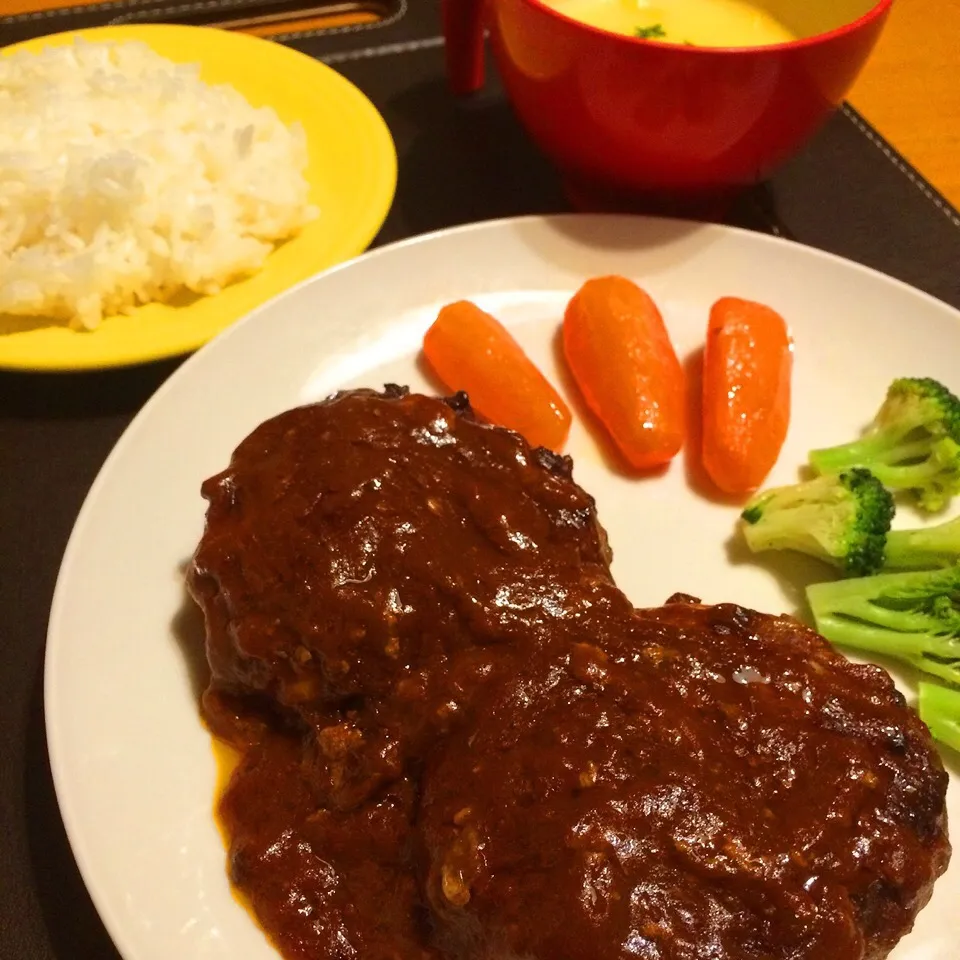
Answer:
[
  {"left": 739, "top": 468, "right": 893, "bottom": 576},
  {"left": 808, "top": 378, "right": 960, "bottom": 512},
  {"left": 884, "top": 514, "right": 960, "bottom": 570},
  {"left": 918, "top": 681, "right": 960, "bottom": 753},
  {"left": 806, "top": 565, "right": 960, "bottom": 686}
]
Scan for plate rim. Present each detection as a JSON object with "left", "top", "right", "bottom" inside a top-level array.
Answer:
[
  {"left": 0, "top": 23, "right": 398, "bottom": 374},
  {"left": 44, "top": 211, "right": 960, "bottom": 960}
]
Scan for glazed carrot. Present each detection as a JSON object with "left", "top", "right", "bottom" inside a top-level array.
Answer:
[
  {"left": 563, "top": 276, "right": 684, "bottom": 470},
  {"left": 423, "top": 300, "right": 571, "bottom": 450},
  {"left": 701, "top": 296, "right": 793, "bottom": 494}
]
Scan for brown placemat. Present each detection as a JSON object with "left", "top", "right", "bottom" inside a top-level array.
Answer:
[{"left": 3, "top": 3, "right": 960, "bottom": 959}]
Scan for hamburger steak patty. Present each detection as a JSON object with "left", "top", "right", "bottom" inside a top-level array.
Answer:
[
  {"left": 188, "top": 387, "right": 950, "bottom": 960},
  {"left": 422, "top": 599, "right": 949, "bottom": 960}
]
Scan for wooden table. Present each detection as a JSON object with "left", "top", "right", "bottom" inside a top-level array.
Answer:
[{"left": 848, "top": 0, "right": 960, "bottom": 206}]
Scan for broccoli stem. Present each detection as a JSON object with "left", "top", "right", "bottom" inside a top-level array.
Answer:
[
  {"left": 807, "top": 571, "right": 948, "bottom": 628},
  {"left": 871, "top": 457, "right": 951, "bottom": 491},
  {"left": 812, "top": 612, "right": 931, "bottom": 662},
  {"left": 807, "top": 569, "right": 960, "bottom": 685},
  {"left": 885, "top": 517, "right": 960, "bottom": 570},
  {"left": 816, "top": 615, "right": 960, "bottom": 685},
  {"left": 910, "top": 658, "right": 960, "bottom": 686},
  {"left": 814, "top": 599, "right": 932, "bottom": 634},
  {"left": 809, "top": 439, "right": 884, "bottom": 475},
  {"left": 919, "top": 682, "right": 960, "bottom": 753},
  {"left": 811, "top": 437, "right": 949, "bottom": 490},
  {"left": 740, "top": 512, "right": 840, "bottom": 568}
]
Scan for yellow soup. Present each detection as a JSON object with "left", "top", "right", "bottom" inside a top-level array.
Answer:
[{"left": 542, "top": 0, "right": 877, "bottom": 47}]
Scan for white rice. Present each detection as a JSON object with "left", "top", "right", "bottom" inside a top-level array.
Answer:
[{"left": 0, "top": 39, "right": 318, "bottom": 330}]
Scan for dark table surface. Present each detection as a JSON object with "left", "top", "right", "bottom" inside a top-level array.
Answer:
[{"left": 4, "top": 2, "right": 960, "bottom": 959}]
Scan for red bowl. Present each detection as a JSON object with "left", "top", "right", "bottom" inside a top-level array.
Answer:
[{"left": 443, "top": 0, "right": 891, "bottom": 210}]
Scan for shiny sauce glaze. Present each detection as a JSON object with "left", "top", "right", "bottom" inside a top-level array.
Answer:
[{"left": 189, "top": 387, "right": 950, "bottom": 960}]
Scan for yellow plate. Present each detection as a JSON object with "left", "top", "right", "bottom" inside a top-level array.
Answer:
[{"left": 0, "top": 25, "right": 398, "bottom": 372}]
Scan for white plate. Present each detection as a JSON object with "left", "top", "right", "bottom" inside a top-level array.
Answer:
[{"left": 46, "top": 214, "right": 959, "bottom": 960}]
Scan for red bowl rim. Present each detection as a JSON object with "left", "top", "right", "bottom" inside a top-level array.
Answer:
[{"left": 519, "top": 0, "right": 892, "bottom": 54}]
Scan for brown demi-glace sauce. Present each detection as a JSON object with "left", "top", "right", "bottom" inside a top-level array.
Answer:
[{"left": 189, "top": 388, "right": 949, "bottom": 960}]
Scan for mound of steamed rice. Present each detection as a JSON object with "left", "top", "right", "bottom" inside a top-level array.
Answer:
[{"left": 0, "top": 39, "right": 318, "bottom": 331}]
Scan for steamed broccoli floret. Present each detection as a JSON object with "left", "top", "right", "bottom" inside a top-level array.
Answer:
[
  {"left": 739, "top": 468, "right": 893, "bottom": 576},
  {"left": 918, "top": 681, "right": 960, "bottom": 753},
  {"left": 884, "top": 514, "right": 960, "bottom": 570},
  {"left": 806, "top": 565, "right": 960, "bottom": 685},
  {"left": 809, "top": 378, "right": 960, "bottom": 512}
]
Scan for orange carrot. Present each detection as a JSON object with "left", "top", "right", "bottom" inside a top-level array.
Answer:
[
  {"left": 562, "top": 276, "right": 684, "bottom": 470},
  {"left": 701, "top": 296, "right": 793, "bottom": 494},
  {"left": 423, "top": 300, "right": 571, "bottom": 451}
]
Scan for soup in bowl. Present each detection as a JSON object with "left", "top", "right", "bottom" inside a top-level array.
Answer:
[
  {"left": 541, "top": 0, "right": 880, "bottom": 47},
  {"left": 550, "top": 0, "right": 798, "bottom": 47},
  {"left": 443, "top": 0, "right": 890, "bottom": 209}
]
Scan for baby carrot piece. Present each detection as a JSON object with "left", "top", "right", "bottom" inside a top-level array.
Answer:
[
  {"left": 563, "top": 276, "right": 684, "bottom": 470},
  {"left": 701, "top": 296, "right": 792, "bottom": 494},
  {"left": 423, "top": 300, "right": 571, "bottom": 450}
]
